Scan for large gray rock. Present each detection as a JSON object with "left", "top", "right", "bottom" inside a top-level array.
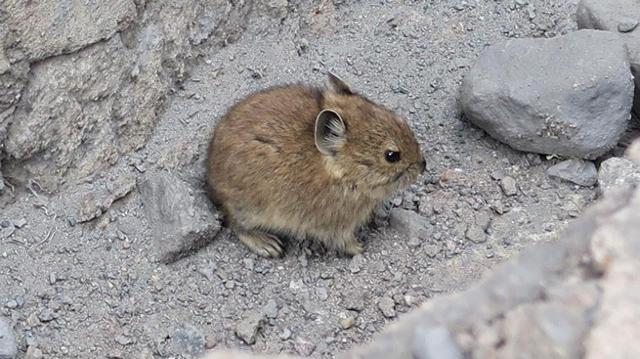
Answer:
[
  {"left": 0, "top": 317, "right": 17, "bottom": 359},
  {"left": 461, "top": 29, "right": 633, "bottom": 159},
  {"left": 576, "top": 0, "right": 640, "bottom": 112},
  {"left": 0, "top": 1, "right": 252, "bottom": 192},
  {"left": 139, "top": 171, "right": 222, "bottom": 263}
]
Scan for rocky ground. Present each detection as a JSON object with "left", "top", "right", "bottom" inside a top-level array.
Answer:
[{"left": 1, "top": 0, "right": 636, "bottom": 358}]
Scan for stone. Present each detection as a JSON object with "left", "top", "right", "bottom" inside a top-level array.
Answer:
[
  {"left": 587, "top": 187, "right": 640, "bottom": 358},
  {"left": 412, "top": 326, "right": 463, "bottom": 359},
  {"left": 139, "top": 171, "right": 222, "bottom": 263},
  {"left": 499, "top": 177, "right": 518, "bottom": 196},
  {"left": 235, "top": 311, "right": 266, "bottom": 345},
  {"left": 0, "top": 317, "right": 17, "bottom": 359},
  {"left": 498, "top": 302, "right": 592, "bottom": 358},
  {"left": 339, "top": 313, "right": 356, "bottom": 329},
  {"left": 461, "top": 30, "right": 633, "bottom": 159},
  {"left": 576, "top": 0, "right": 640, "bottom": 112},
  {"left": 25, "top": 346, "right": 43, "bottom": 359},
  {"left": 263, "top": 299, "right": 278, "bottom": 319},
  {"left": 465, "top": 225, "right": 487, "bottom": 244},
  {"left": 389, "top": 208, "right": 433, "bottom": 245},
  {"left": 598, "top": 157, "right": 640, "bottom": 196},
  {"left": 618, "top": 18, "right": 639, "bottom": 33},
  {"left": 0, "top": 1, "right": 251, "bottom": 193},
  {"left": 349, "top": 254, "right": 366, "bottom": 273},
  {"left": 167, "top": 324, "right": 205, "bottom": 357},
  {"left": 547, "top": 159, "right": 598, "bottom": 186},
  {"left": 342, "top": 291, "right": 366, "bottom": 312},
  {"left": 73, "top": 174, "right": 137, "bottom": 223},
  {"left": 378, "top": 297, "right": 396, "bottom": 318},
  {"left": 627, "top": 138, "right": 640, "bottom": 164}
]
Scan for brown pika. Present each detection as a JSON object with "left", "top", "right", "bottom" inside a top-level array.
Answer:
[{"left": 206, "top": 73, "right": 425, "bottom": 258}]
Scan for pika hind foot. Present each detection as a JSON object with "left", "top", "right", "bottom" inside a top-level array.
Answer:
[
  {"left": 344, "top": 238, "right": 364, "bottom": 256},
  {"left": 237, "top": 230, "right": 284, "bottom": 258}
]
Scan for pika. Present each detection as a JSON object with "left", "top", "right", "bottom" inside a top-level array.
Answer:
[{"left": 206, "top": 73, "right": 425, "bottom": 258}]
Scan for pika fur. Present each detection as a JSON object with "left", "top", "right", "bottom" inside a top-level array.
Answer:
[{"left": 206, "top": 73, "right": 425, "bottom": 258}]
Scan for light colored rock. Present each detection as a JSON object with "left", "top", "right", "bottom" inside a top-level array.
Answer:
[
  {"left": 598, "top": 157, "right": 640, "bottom": 196},
  {"left": 412, "top": 326, "right": 463, "bottom": 359},
  {"left": 461, "top": 30, "right": 633, "bottom": 159},
  {"left": 235, "top": 311, "right": 266, "bottom": 345},
  {"left": 167, "top": 324, "right": 205, "bottom": 357},
  {"left": 139, "top": 171, "right": 222, "bottom": 263},
  {"left": 389, "top": 208, "right": 432, "bottom": 246},
  {"left": 0, "top": 317, "right": 17, "bottom": 359},
  {"left": 587, "top": 187, "right": 640, "bottom": 359},
  {"left": 547, "top": 159, "right": 598, "bottom": 186}
]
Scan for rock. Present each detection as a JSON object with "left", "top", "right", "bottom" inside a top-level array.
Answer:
[
  {"left": 1, "top": 1, "right": 251, "bottom": 192},
  {"left": 279, "top": 328, "right": 292, "bottom": 341},
  {"left": 627, "top": 138, "right": 640, "bottom": 163},
  {"left": 294, "top": 338, "right": 316, "bottom": 356},
  {"left": 389, "top": 208, "right": 432, "bottom": 246},
  {"left": 339, "top": 313, "right": 356, "bottom": 329},
  {"left": 461, "top": 30, "right": 633, "bottom": 159},
  {"left": 378, "top": 297, "right": 396, "bottom": 318},
  {"left": 0, "top": 317, "right": 17, "bottom": 359},
  {"left": 139, "top": 171, "right": 222, "bottom": 263},
  {"left": 576, "top": 0, "right": 640, "bottom": 112},
  {"left": 412, "top": 326, "right": 463, "bottom": 359},
  {"left": 349, "top": 254, "right": 366, "bottom": 273},
  {"left": 167, "top": 324, "right": 205, "bottom": 357},
  {"left": 547, "top": 159, "right": 598, "bottom": 186},
  {"left": 342, "top": 292, "right": 366, "bottom": 312},
  {"left": 587, "top": 186, "right": 640, "bottom": 359},
  {"left": 598, "top": 157, "right": 640, "bottom": 195},
  {"left": 25, "top": 346, "right": 43, "bottom": 359},
  {"left": 618, "top": 18, "right": 639, "bottom": 33},
  {"left": 499, "top": 177, "right": 518, "bottom": 196},
  {"left": 499, "top": 301, "right": 592, "bottom": 358},
  {"left": 465, "top": 225, "right": 487, "bottom": 244},
  {"left": 235, "top": 311, "right": 266, "bottom": 345},
  {"left": 263, "top": 299, "right": 278, "bottom": 319}
]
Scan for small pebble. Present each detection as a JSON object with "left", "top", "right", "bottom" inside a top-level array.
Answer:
[
  {"left": 316, "top": 287, "right": 329, "bottom": 301},
  {"left": 5, "top": 300, "right": 18, "bottom": 309},
  {"left": 378, "top": 296, "right": 396, "bottom": 318},
  {"left": 279, "top": 328, "right": 292, "bottom": 341},
  {"left": 618, "top": 18, "right": 639, "bottom": 32},
  {"left": 500, "top": 177, "right": 518, "bottom": 196},
  {"left": 263, "top": 299, "right": 278, "bottom": 319}
]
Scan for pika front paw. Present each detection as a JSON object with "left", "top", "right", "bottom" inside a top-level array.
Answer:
[
  {"left": 344, "top": 238, "right": 364, "bottom": 256},
  {"left": 238, "top": 231, "right": 284, "bottom": 258}
]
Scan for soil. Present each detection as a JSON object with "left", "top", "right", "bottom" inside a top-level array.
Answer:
[{"left": 0, "top": 1, "right": 601, "bottom": 358}]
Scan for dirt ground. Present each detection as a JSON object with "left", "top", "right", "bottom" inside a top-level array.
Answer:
[{"left": 0, "top": 0, "right": 603, "bottom": 358}]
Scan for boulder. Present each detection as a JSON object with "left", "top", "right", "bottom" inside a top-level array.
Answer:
[
  {"left": 576, "top": 0, "right": 640, "bottom": 112},
  {"left": 461, "top": 29, "right": 633, "bottom": 159}
]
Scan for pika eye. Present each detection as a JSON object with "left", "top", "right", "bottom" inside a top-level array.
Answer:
[{"left": 384, "top": 150, "right": 401, "bottom": 163}]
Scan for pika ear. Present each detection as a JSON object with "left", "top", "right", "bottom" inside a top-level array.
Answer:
[
  {"left": 314, "top": 109, "right": 346, "bottom": 156},
  {"left": 327, "top": 72, "right": 354, "bottom": 95}
]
